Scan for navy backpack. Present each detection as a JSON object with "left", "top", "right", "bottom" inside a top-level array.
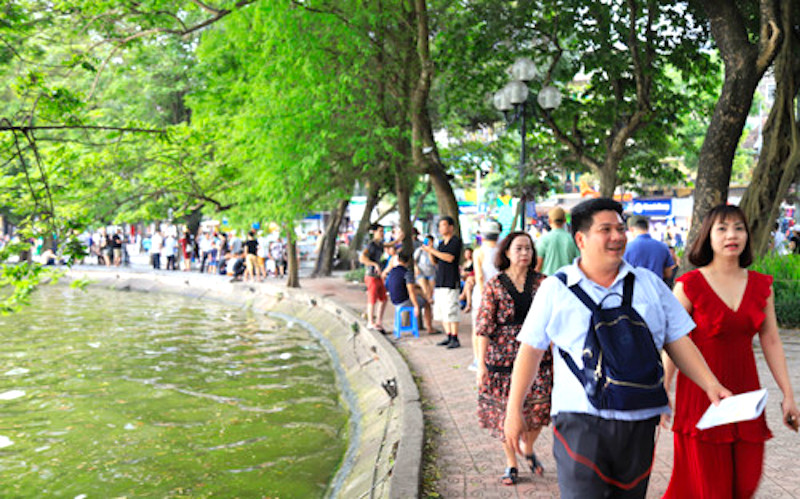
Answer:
[{"left": 555, "top": 272, "right": 668, "bottom": 411}]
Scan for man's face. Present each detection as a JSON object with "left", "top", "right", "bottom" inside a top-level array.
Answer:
[
  {"left": 575, "top": 210, "right": 627, "bottom": 267},
  {"left": 438, "top": 220, "right": 452, "bottom": 237},
  {"left": 372, "top": 228, "right": 383, "bottom": 241}
]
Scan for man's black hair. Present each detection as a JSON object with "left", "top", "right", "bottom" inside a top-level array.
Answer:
[
  {"left": 630, "top": 216, "right": 649, "bottom": 231},
  {"left": 398, "top": 250, "right": 413, "bottom": 265},
  {"left": 369, "top": 223, "right": 382, "bottom": 232},
  {"left": 570, "top": 198, "right": 624, "bottom": 238},
  {"left": 440, "top": 216, "right": 455, "bottom": 226}
]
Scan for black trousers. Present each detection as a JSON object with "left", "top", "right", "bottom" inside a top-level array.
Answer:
[
  {"left": 553, "top": 412, "right": 659, "bottom": 499},
  {"left": 151, "top": 253, "right": 161, "bottom": 269}
]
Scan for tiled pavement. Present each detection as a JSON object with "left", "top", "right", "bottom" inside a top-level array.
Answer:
[{"left": 300, "top": 275, "right": 800, "bottom": 498}]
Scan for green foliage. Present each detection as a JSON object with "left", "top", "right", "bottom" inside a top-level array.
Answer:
[
  {"left": 431, "top": 0, "right": 723, "bottom": 191},
  {"left": 344, "top": 266, "right": 365, "bottom": 283},
  {"left": 751, "top": 254, "right": 800, "bottom": 328}
]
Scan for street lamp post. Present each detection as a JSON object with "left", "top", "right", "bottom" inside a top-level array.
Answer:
[{"left": 494, "top": 57, "right": 562, "bottom": 231}]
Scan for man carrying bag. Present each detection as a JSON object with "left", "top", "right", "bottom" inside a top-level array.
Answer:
[{"left": 504, "top": 198, "right": 731, "bottom": 498}]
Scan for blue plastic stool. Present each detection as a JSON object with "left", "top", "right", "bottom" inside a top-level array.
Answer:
[{"left": 394, "top": 306, "right": 419, "bottom": 339}]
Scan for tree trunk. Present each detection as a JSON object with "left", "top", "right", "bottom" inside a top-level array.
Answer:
[
  {"left": 411, "top": 177, "right": 432, "bottom": 223},
  {"left": 598, "top": 164, "right": 619, "bottom": 198},
  {"left": 394, "top": 157, "right": 414, "bottom": 255},
  {"left": 685, "top": 0, "right": 781, "bottom": 265},
  {"left": 183, "top": 207, "right": 203, "bottom": 238},
  {"left": 313, "top": 199, "right": 349, "bottom": 277},
  {"left": 348, "top": 180, "right": 381, "bottom": 269},
  {"left": 285, "top": 224, "right": 300, "bottom": 288},
  {"left": 410, "top": 0, "right": 461, "bottom": 236},
  {"left": 740, "top": 2, "right": 800, "bottom": 257}
]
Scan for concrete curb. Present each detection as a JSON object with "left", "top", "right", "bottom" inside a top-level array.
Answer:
[{"left": 64, "top": 268, "right": 422, "bottom": 499}]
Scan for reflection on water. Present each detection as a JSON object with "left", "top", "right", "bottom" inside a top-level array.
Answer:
[{"left": 0, "top": 286, "right": 348, "bottom": 498}]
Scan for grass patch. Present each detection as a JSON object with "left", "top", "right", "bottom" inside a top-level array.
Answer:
[{"left": 751, "top": 254, "right": 800, "bottom": 328}]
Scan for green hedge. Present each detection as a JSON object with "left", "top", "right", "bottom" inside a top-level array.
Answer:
[
  {"left": 344, "top": 266, "right": 366, "bottom": 282},
  {"left": 751, "top": 254, "right": 800, "bottom": 328}
]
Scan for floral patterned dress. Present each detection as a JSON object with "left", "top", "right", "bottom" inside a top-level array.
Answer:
[{"left": 476, "top": 270, "right": 553, "bottom": 439}]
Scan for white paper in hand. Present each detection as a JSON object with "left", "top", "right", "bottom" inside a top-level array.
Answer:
[{"left": 696, "top": 389, "right": 768, "bottom": 430}]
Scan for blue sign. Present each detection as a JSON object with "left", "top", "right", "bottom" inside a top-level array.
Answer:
[{"left": 632, "top": 199, "right": 672, "bottom": 217}]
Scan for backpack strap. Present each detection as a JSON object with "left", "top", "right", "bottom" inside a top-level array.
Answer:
[
  {"left": 622, "top": 272, "right": 635, "bottom": 306},
  {"left": 554, "top": 272, "right": 598, "bottom": 311},
  {"left": 554, "top": 272, "right": 591, "bottom": 387}
]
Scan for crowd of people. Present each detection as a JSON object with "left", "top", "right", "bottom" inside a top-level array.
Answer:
[
  {"left": 85, "top": 226, "right": 288, "bottom": 282},
  {"left": 361, "top": 199, "right": 799, "bottom": 498}
]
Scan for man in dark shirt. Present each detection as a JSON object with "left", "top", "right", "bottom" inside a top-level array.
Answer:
[
  {"left": 111, "top": 229, "right": 124, "bottom": 267},
  {"left": 359, "top": 223, "right": 388, "bottom": 332},
  {"left": 421, "top": 216, "right": 463, "bottom": 348},
  {"left": 386, "top": 251, "right": 433, "bottom": 332}
]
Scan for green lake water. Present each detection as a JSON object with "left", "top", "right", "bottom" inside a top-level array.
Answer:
[{"left": 0, "top": 286, "right": 349, "bottom": 498}]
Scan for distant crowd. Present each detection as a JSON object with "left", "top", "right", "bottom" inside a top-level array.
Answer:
[{"left": 86, "top": 227, "right": 289, "bottom": 282}]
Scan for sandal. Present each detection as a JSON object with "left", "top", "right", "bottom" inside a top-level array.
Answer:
[
  {"left": 500, "top": 467, "right": 518, "bottom": 486},
  {"left": 525, "top": 453, "right": 544, "bottom": 475}
]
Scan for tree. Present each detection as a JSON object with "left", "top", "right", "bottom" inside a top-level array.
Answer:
[
  {"left": 686, "top": 0, "right": 782, "bottom": 252},
  {"left": 432, "top": 0, "right": 712, "bottom": 197},
  {"left": 739, "top": 1, "right": 800, "bottom": 255}
]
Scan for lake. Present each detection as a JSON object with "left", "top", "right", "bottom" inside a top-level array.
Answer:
[{"left": 0, "top": 285, "right": 348, "bottom": 498}]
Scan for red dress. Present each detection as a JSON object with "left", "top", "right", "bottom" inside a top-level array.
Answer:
[{"left": 664, "top": 269, "right": 773, "bottom": 499}]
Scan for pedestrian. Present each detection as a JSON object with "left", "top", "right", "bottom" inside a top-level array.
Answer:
[
  {"left": 468, "top": 219, "right": 502, "bottom": 371},
  {"left": 458, "top": 247, "right": 475, "bottom": 312},
  {"left": 624, "top": 215, "right": 675, "bottom": 281},
  {"left": 150, "top": 229, "right": 163, "bottom": 270},
  {"left": 788, "top": 226, "right": 800, "bottom": 254},
  {"left": 504, "top": 197, "right": 731, "bottom": 499},
  {"left": 179, "top": 229, "right": 193, "bottom": 271},
  {"left": 770, "top": 222, "right": 787, "bottom": 255},
  {"left": 535, "top": 206, "right": 579, "bottom": 276},
  {"left": 421, "top": 216, "right": 464, "bottom": 348},
  {"left": 111, "top": 229, "right": 124, "bottom": 267},
  {"left": 359, "top": 223, "right": 388, "bottom": 333},
  {"left": 413, "top": 234, "right": 436, "bottom": 302},
  {"left": 662, "top": 204, "right": 799, "bottom": 498},
  {"left": 475, "top": 231, "right": 551, "bottom": 486},
  {"left": 270, "top": 238, "right": 286, "bottom": 277},
  {"left": 385, "top": 250, "right": 434, "bottom": 333},
  {"left": 198, "top": 231, "right": 213, "bottom": 273},
  {"left": 99, "top": 228, "right": 112, "bottom": 267},
  {"left": 243, "top": 229, "right": 260, "bottom": 282},
  {"left": 163, "top": 231, "right": 177, "bottom": 270}
]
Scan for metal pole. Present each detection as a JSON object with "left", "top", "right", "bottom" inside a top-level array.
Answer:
[{"left": 519, "top": 103, "right": 527, "bottom": 231}]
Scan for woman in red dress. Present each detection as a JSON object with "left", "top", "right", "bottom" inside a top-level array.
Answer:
[
  {"left": 475, "top": 231, "right": 552, "bottom": 486},
  {"left": 663, "top": 205, "right": 799, "bottom": 498}
]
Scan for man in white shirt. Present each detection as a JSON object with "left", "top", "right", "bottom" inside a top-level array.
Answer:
[
  {"left": 150, "top": 230, "right": 163, "bottom": 270},
  {"left": 504, "top": 198, "right": 730, "bottom": 498}
]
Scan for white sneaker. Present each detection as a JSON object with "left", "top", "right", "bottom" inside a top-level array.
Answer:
[{"left": 468, "top": 359, "right": 478, "bottom": 371}]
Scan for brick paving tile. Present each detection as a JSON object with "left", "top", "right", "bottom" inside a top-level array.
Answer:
[{"left": 302, "top": 275, "right": 800, "bottom": 498}]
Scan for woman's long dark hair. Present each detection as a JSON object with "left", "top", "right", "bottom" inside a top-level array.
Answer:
[{"left": 687, "top": 204, "right": 753, "bottom": 268}]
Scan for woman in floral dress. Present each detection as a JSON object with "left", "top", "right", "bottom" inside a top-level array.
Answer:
[{"left": 476, "top": 231, "right": 553, "bottom": 486}]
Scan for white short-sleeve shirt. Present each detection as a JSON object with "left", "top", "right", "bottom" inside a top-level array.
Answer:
[{"left": 517, "top": 260, "right": 695, "bottom": 421}]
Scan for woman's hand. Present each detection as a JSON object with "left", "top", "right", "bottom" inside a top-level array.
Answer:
[
  {"left": 476, "top": 363, "right": 488, "bottom": 387},
  {"left": 782, "top": 397, "right": 800, "bottom": 432}
]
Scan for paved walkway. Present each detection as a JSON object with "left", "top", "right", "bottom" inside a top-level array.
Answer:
[{"left": 299, "top": 274, "right": 800, "bottom": 498}]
